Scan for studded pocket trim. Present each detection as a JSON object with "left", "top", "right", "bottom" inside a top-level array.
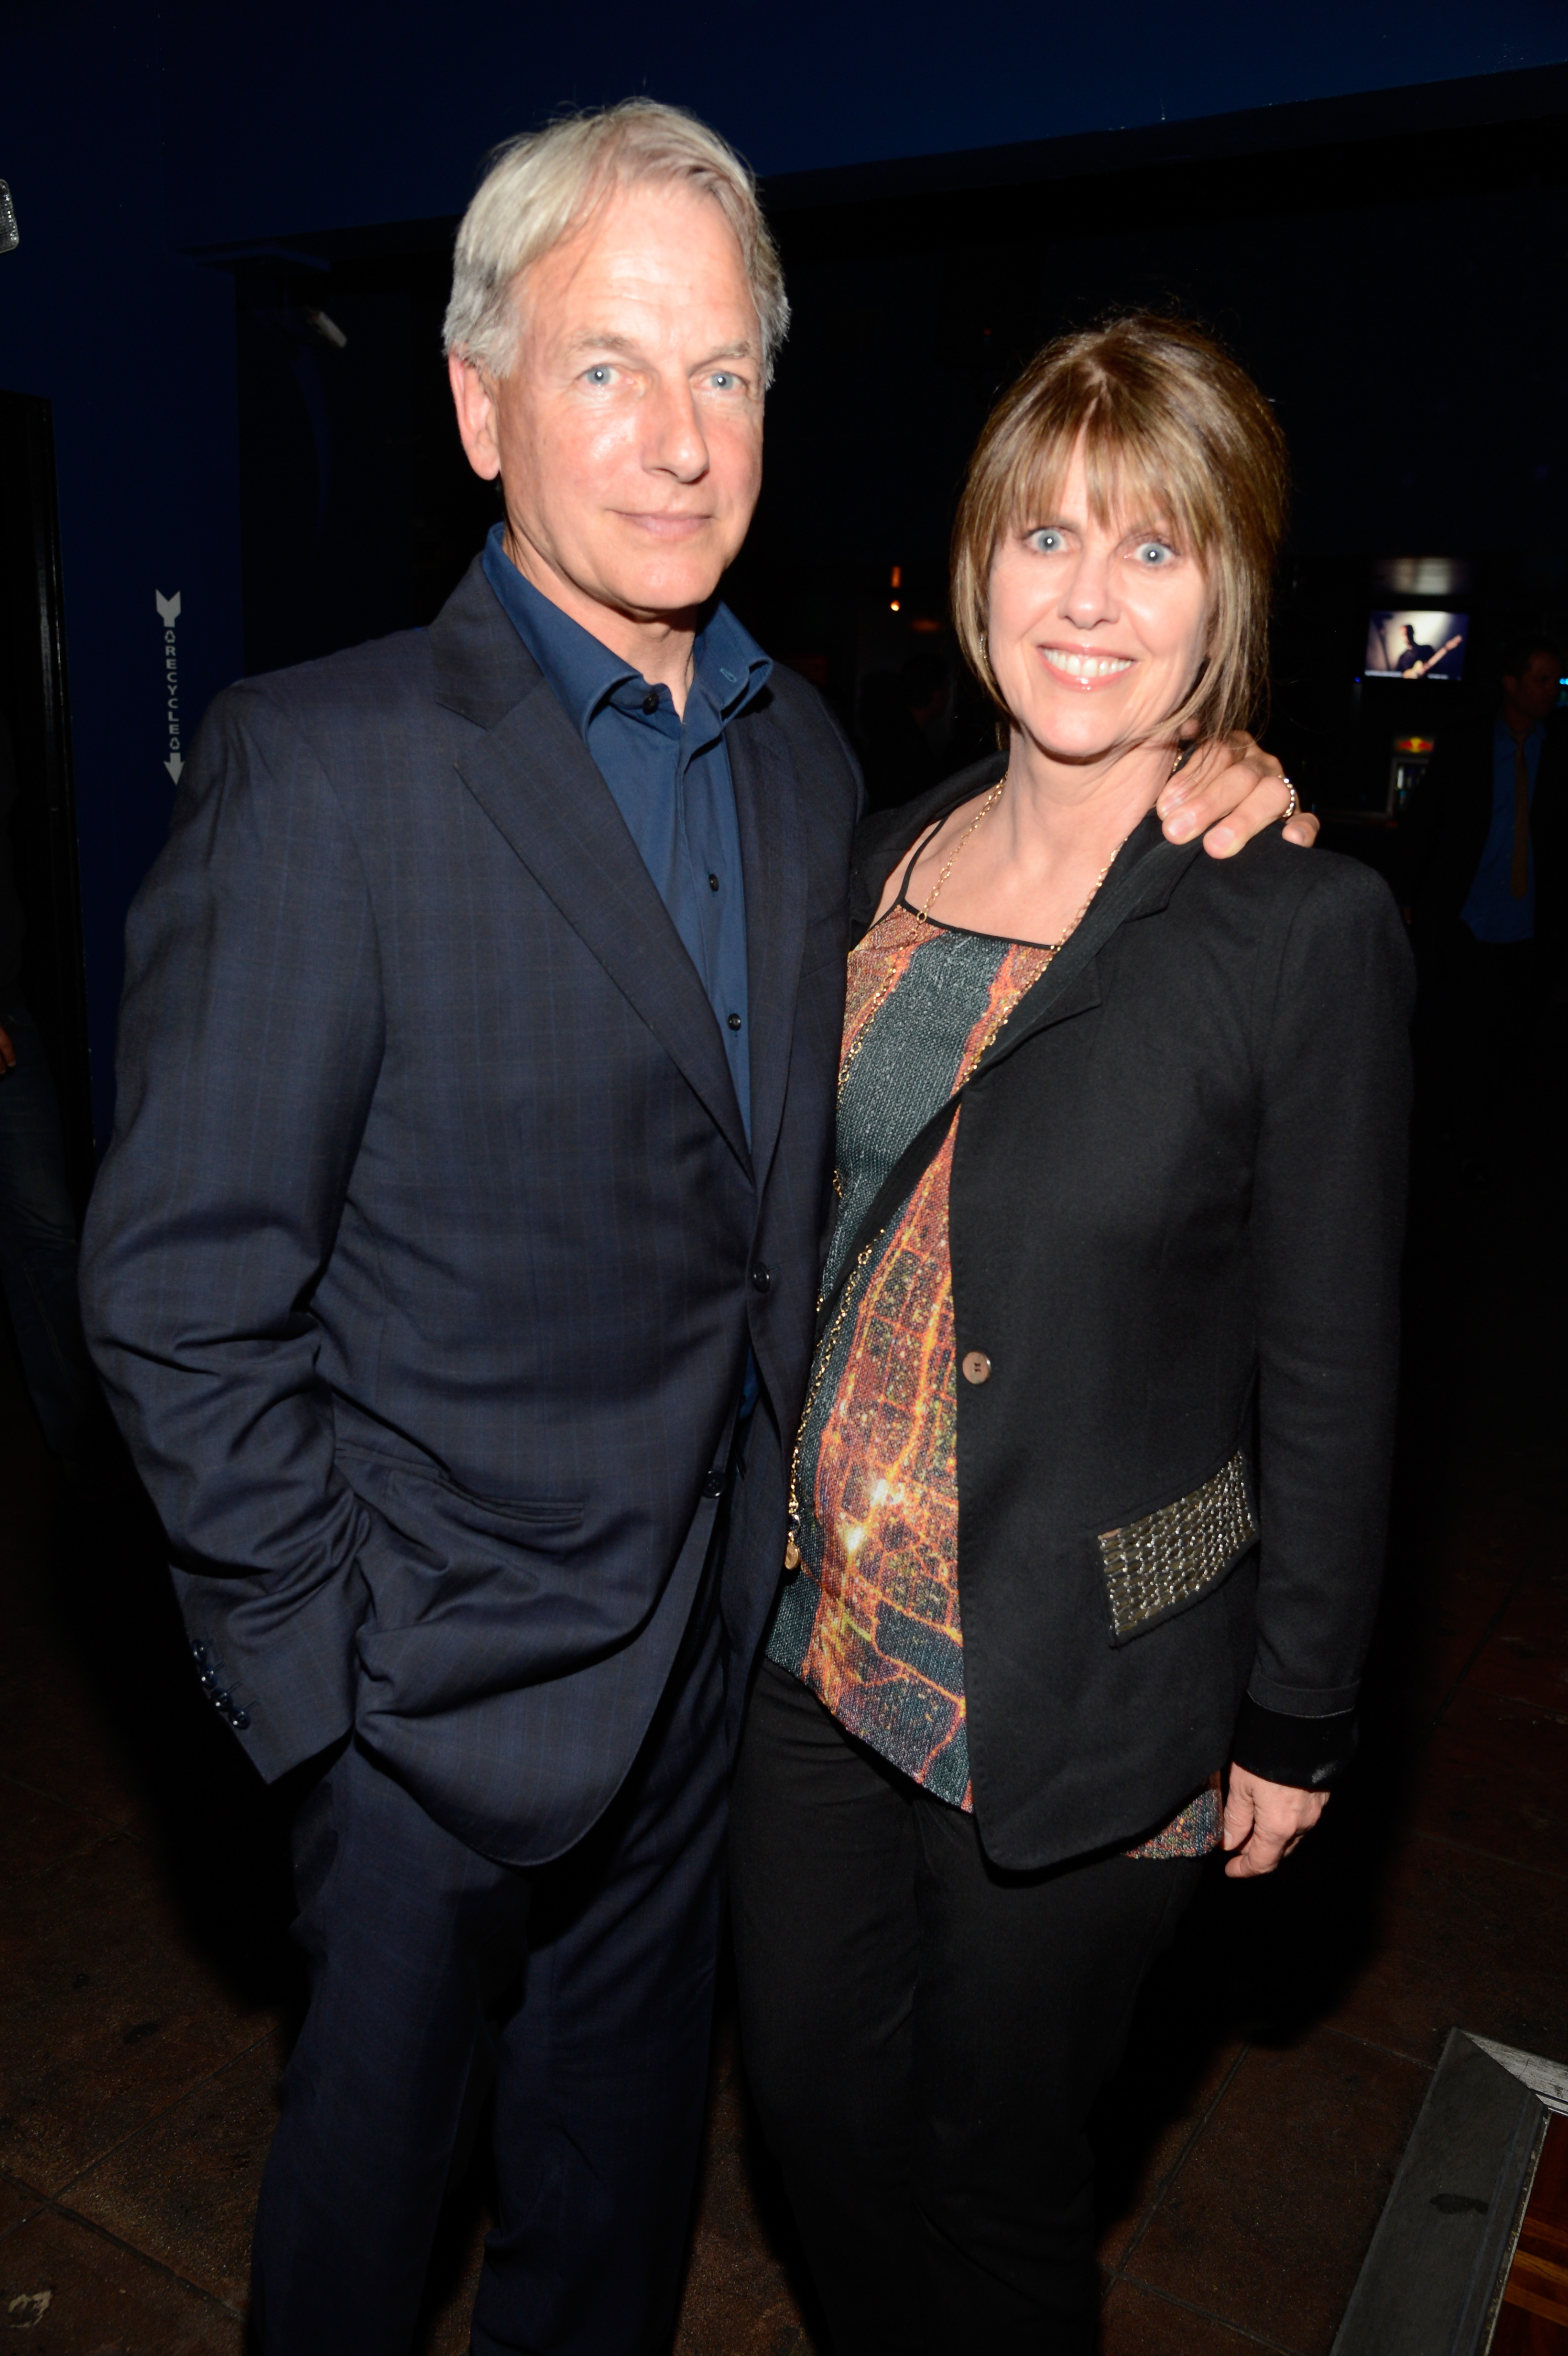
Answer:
[{"left": 1098, "top": 1452, "right": 1257, "bottom": 1644}]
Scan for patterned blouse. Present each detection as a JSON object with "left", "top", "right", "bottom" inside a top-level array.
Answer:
[{"left": 767, "top": 888, "right": 1221, "bottom": 1862}]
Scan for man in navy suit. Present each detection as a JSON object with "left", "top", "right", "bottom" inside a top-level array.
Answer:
[{"left": 80, "top": 100, "right": 1307, "bottom": 2356}]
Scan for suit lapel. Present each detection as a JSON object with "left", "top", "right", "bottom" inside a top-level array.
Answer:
[
  {"left": 431, "top": 562, "right": 751, "bottom": 1174},
  {"left": 729, "top": 697, "right": 806, "bottom": 1193}
]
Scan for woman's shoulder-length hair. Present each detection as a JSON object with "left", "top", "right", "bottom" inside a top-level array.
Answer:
[{"left": 950, "top": 312, "right": 1289, "bottom": 747}]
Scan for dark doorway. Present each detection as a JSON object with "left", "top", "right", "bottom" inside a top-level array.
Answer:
[{"left": 0, "top": 390, "right": 92, "bottom": 1203}]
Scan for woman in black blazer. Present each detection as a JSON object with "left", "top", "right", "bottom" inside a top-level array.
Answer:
[{"left": 731, "top": 315, "right": 1413, "bottom": 2354}]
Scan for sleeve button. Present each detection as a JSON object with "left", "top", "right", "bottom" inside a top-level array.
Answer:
[{"left": 961, "top": 1350, "right": 992, "bottom": 1385}]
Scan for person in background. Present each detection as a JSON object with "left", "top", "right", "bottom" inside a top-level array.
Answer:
[
  {"left": 1405, "top": 635, "right": 1563, "bottom": 1172},
  {"left": 731, "top": 315, "right": 1412, "bottom": 2355},
  {"left": 0, "top": 705, "right": 100, "bottom": 1465}
]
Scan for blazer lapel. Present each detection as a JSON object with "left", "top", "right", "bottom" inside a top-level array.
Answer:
[
  {"left": 431, "top": 563, "right": 751, "bottom": 1173},
  {"left": 970, "top": 826, "right": 1203, "bottom": 1078},
  {"left": 729, "top": 698, "right": 807, "bottom": 1193}
]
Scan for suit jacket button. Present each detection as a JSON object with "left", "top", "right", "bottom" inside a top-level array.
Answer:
[
  {"left": 961, "top": 1350, "right": 992, "bottom": 1385},
  {"left": 702, "top": 1469, "right": 725, "bottom": 1499},
  {"left": 750, "top": 1264, "right": 772, "bottom": 1293}
]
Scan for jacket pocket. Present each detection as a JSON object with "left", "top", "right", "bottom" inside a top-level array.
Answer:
[
  {"left": 385, "top": 1463, "right": 584, "bottom": 1533},
  {"left": 1098, "top": 1451, "right": 1257, "bottom": 1646},
  {"left": 338, "top": 1444, "right": 583, "bottom": 1532},
  {"left": 339, "top": 1447, "right": 586, "bottom": 1637}
]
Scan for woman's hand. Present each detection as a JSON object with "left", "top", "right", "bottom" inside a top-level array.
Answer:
[
  {"left": 1221, "top": 1765, "right": 1328, "bottom": 1878},
  {"left": 1157, "top": 732, "right": 1320, "bottom": 857}
]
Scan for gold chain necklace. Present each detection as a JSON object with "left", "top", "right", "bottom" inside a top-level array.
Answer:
[
  {"left": 918, "top": 772, "right": 1007, "bottom": 921},
  {"left": 832, "top": 774, "right": 1007, "bottom": 1123},
  {"left": 784, "top": 819, "right": 1129, "bottom": 1572}
]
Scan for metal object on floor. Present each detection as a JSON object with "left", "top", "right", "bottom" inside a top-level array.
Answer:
[{"left": 1332, "top": 2029, "right": 1566, "bottom": 2356}]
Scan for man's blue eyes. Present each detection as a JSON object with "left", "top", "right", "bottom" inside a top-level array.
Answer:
[{"left": 581, "top": 367, "right": 743, "bottom": 389}]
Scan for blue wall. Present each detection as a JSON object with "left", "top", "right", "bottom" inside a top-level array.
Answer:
[
  {"left": 162, "top": 0, "right": 1568, "bottom": 240},
  {"left": 3, "top": 0, "right": 1568, "bottom": 1138},
  {"left": 3, "top": 6, "right": 242, "bottom": 1140}
]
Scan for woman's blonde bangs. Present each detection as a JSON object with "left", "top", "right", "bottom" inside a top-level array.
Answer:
[
  {"left": 950, "top": 315, "right": 1288, "bottom": 746},
  {"left": 1013, "top": 417, "right": 1209, "bottom": 556}
]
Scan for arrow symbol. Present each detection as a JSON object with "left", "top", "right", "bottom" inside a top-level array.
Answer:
[
  {"left": 164, "top": 754, "right": 184, "bottom": 784},
  {"left": 156, "top": 589, "right": 182, "bottom": 627}
]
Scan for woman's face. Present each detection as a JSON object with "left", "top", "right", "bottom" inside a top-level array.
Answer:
[{"left": 986, "top": 438, "right": 1211, "bottom": 768}]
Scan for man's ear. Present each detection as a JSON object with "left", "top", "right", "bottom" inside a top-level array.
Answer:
[{"left": 448, "top": 351, "right": 502, "bottom": 483}]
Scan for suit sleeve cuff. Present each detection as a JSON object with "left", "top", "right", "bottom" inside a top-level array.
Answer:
[{"left": 1231, "top": 1693, "right": 1359, "bottom": 1790}]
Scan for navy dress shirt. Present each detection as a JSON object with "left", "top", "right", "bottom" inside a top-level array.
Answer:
[{"left": 482, "top": 524, "right": 770, "bottom": 1142}]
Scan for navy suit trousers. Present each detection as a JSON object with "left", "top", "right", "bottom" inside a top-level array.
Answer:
[{"left": 251, "top": 1558, "right": 730, "bottom": 2356}]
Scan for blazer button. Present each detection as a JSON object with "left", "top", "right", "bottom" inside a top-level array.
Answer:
[
  {"left": 961, "top": 1350, "right": 992, "bottom": 1385},
  {"left": 750, "top": 1264, "right": 772, "bottom": 1293}
]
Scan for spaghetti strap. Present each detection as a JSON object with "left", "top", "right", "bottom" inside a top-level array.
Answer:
[{"left": 893, "top": 819, "right": 947, "bottom": 915}]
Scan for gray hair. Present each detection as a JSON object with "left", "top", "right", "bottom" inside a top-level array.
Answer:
[{"left": 443, "top": 99, "right": 790, "bottom": 385}]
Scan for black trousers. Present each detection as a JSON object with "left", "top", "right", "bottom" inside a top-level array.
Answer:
[
  {"left": 731, "top": 1661, "right": 1204, "bottom": 2356},
  {"left": 251, "top": 1561, "right": 730, "bottom": 2356}
]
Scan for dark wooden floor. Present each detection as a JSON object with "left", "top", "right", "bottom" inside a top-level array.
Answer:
[{"left": 0, "top": 1034, "right": 1564, "bottom": 2352}]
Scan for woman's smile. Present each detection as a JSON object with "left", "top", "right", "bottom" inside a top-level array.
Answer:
[{"left": 1035, "top": 645, "right": 1135, "bottom": 686}]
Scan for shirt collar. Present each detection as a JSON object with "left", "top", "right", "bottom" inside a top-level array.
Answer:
[
  {"left": 482, "top": 523, "right": 771, "bottom": 745},
  {"left": 692, "top": 598, "right": 773, "bottom": 725},
  {"left": 1498, "top": 711, "right": 1545, "bottom": 747}
]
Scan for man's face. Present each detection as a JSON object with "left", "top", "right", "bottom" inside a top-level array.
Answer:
[
  {"left": 1504, "top": 649, "right": 1562, "bottom": 728},
  {"left": 449, "top": 181, "right": 764, "bottom": 633}
]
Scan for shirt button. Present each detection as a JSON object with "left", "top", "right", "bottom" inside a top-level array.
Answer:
[
  {"left": 727, "top": 1012, "right": 742, "bottom": 1031},
  {"left": 641, "top": 690, "right": 659, "bottom": 713},
  {"left": 751, "top": 1264, "right": 772, "bottom": 1293},
  {"left": 708, "top": 873, "right": 720, "bottom": 893},
  {"left": 961, "top": 1350, "right": 992, "bottom": 1385}
]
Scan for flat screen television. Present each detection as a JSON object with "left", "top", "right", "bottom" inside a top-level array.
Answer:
[{"left": 1364, "top": 609, "right": 1469, "bottom": 682}]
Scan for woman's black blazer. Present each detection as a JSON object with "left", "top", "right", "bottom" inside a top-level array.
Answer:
[{"left": 849, "top": 761, "right": 1414, "bottom": 1873}]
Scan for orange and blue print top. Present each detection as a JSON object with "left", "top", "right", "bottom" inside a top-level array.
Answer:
[{"left": 766, "top": 898, "right": 1222, "bottom": 1859}]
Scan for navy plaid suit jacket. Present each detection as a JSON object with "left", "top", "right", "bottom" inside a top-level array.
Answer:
[{"left": 81, "top": 558, "right": 862, "bottom": 1865}]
